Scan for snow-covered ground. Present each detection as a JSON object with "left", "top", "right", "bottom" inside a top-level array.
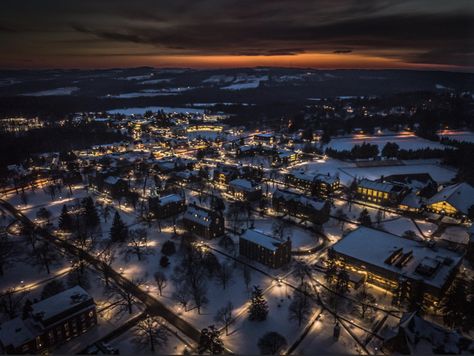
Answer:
[
  {"left": 20, "top": 87, "right": 79, "bottom": 96},
  {"left": 341, "top": 162, "right": 457, "bottom": 184},
  {"left": 327, "top": 134, "right": 446, "bottom": 151},
  {"left": 438, "top": 130, "right": 474, "bottom": 143}
]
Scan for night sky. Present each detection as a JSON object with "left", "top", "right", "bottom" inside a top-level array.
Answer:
[{"left": 1, "top": 0, "right": 473, "bottom": 70}]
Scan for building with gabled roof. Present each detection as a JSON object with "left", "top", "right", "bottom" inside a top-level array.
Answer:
[
  {"left": 272, "top": 189, "right": 330, "bottom": 224},
  {"left": 228, "top": 179, "right": 262, "bottom": 201},
  {"left": 382, "top": 312, "right": 474, "bottom": 354},
  {"left": 285, "top": 170, "right": 340, "bottom": 198},
  {"left": 425, "top": 183, "right": 474, "bottom": 218}
]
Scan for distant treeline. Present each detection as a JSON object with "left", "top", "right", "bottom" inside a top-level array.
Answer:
[{"left": 0, "top": 122, "right": 125, "bottom": 170}]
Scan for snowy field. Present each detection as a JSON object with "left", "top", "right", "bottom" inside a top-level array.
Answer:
[
  {"left": 438, "top": 130, "right": 474, "bottom": 143},
  {"left": 107, "top": 106, "right": 205, "bottom": 115},
  {"left": 341, "top": 162, "right": 457, "bottom": 184},
  {"left": 327, "top": 134, "right": 446, "bottom": 151},
  {"left": 20, "top": 87, "right": 79, "bottom": 96}
]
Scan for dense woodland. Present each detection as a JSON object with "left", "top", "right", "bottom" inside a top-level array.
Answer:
[{"left": 0, "top": 122, "right": 124, "bottom": 170}]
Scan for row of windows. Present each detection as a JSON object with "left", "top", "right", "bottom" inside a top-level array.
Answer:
[{"left": 358, "top": 187, "right": 389, "bottom": 199}]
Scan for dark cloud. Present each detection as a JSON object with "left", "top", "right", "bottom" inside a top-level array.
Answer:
[{"left": 0, "top": 0, "right": 473, "bottom": 69}]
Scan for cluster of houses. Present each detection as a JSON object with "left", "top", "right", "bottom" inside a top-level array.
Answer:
[{"left": 355, "top": 175, "right": 474, "bottom": 220}]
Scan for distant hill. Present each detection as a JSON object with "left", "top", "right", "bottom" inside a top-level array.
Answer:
[{"left": 0, "top": 67, "right": 472, "bottom": 117}]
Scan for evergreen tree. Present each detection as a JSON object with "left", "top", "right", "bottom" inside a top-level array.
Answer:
[
  {"left": 442, "top": 276, "right": 468, "bottom": 329},
  {"left": 82, "top": 197, "right": 100, "bottom": 229},
  {"left": 358, "top": 209, "right": 372, "bottom": 227},
  {"left": 382, "top": 142, "right": 400, "bottom": 158},
  {"left": 110, "top": 211, "right": 128, "bottom": 242},
  {"left": 198, "top": 325, "right": 224, "bottom": 354},
  {"left": 161, "top": 240, "right": 176, "bottom": 256},
  {"left": 160, "top": 255, "right": 170, "bottom": 268},
  {"left": 58, "top": 204, "right": 73, "bottom": 232},
  {"left": 248, "top": 286, "right": 269, "bottom": 321},
  {"left": 41, "top": 280, "right": 66, "bottom": 300}
]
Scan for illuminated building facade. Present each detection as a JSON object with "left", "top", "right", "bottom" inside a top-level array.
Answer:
[
  {"left": 356, "top": 179, "right": 408, "bottom": 206},
  {"left": 329, "top": 227, "right": 462, "bottom": 305},
  {"left": 285, "top": 170, "right": 340, "bottom": 198},
  {"left": 0, "top": 287, "right": 97, "bottom": 354},
  {"left": 425, "top": 183, "right": 474, "bottom": 218}
]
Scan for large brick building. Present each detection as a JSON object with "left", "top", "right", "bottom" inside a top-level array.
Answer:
[
  {"left": 329, "top": 227, "right": 462, "bottom": 305},
  {"left": 0, "top": 286, "right": 97, "bottom": 354},
  {"left": 183, "top": 204, "right": 225, "bottom": 239},
  {"left": 148, "top": 194, "right": 186, "bottom": 219},
  {"left": 239, "top": 228, "right": 292, "bottom": 268}
]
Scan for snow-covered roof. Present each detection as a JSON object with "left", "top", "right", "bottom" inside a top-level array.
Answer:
[
  {"left": 241, "top": 229, "right": 285, "bottom": 251},
  {"left": 32, "top": 286, "right": 93, "bottom": 322},
  {"left": 358, "top": 178, "right": 399, "bottom": 193},
  {"left": 0, "top": 318, "right": 35, "bottom": 348},
  {"left": 400, "top": 192, "right": 422, "bottom": 208},
  {"left": 229, "top": 179, "right": 261, "bottom": 192},
  {"left": 273, "top": 189, "right": 326, "bottom": 210},
  {"left": 384, "top": 312, "right": 474, "bottom": 354},
  {"left": 104, "top": 176, "right": 120, "bottom": 185},
  {"left": 157, "top": 194, "right": 184, "bottom": 206},
  {"left": 427, "top": 183, "right": 474, "bottom": 214},
  {"left": 254, "top": 133, "right": 274, "bottom": 138},
  {"left": 332, "top": 227, "right": 462, "bottom": 290},
  {"left": 288, "top": 170, "right": 338, "bottom": 184},
  {"left": 183, "top": 205, "right": 212, "bottom": 226},
  {"left": 277, "top": 150, "right": 296, "bottom": 158}
]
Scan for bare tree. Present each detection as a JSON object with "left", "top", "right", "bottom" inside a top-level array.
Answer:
[
  {"left": 67, "top": 264, "right": 90, "bottom": 289},
  {"left": 0, "top": 233, "right": 18, "bottom": 276},
  {"left": 96, "top": 243, "right": 116, "bottom": 287},
  {"left": 355, "top": 285, "right": 376, "bottom": 319},
  {"left": 243, "top": 265, "right": 252, "bottom": 292},
  {"left": 272, "top": 219, "right": 292, "bottom": 240},
  {"left": 288, "top": 283, "right": 313, "bottom": 326},
  {"left": 30, "top": 241, "right": 60, "bottom": 275},
  {"left": 293, "top": 260, "right": 311, "bottom": 285},
  {"left": 133, "top": 315, "right": 169, "bottom": 353},
  {"left": 214, "top": 302, "right": 233, "bottom": 336},
  {"left": 154, "top": 271, "right": 168, "bottom": 296},
  {"left": 125, "top": 228, "right": 151, "bottom": 261},
  {"left": 216, "top": 263, "right": 233, "bottom": 290},
  {"left": 105, "top": 280, "right": 140, "bottom": 317},
  {"left": 0, "top": 288, "right": 28, "bottom": 319},
  {"left": 173, "top": 283, "right": 191, "bottom": 312}
]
